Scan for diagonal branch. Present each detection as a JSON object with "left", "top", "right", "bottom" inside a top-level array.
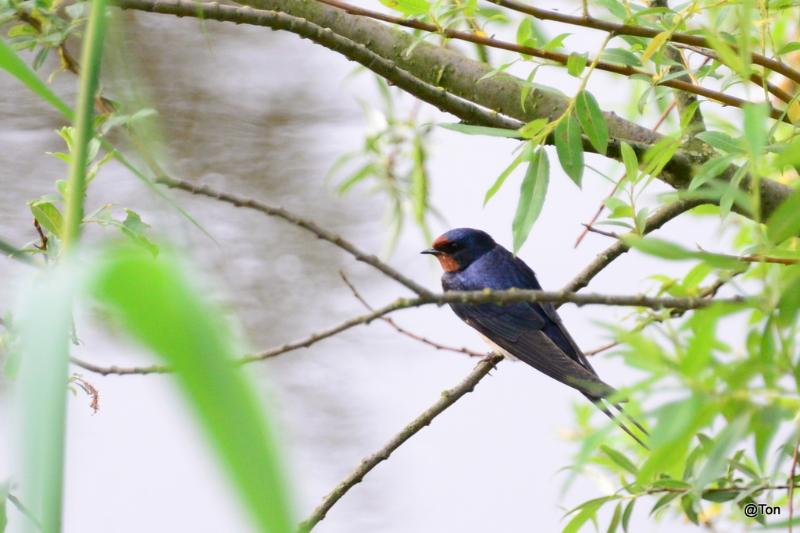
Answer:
[
  {"left": 153, "top": 176, "right": 432, "bottom": 297},
  {"left": 296, "top": 353, "right": 504, "bottom": 532}
]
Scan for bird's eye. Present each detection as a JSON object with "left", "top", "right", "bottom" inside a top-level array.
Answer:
[{"left": 444, "top": 242, "right": 461, "bottom": 252}]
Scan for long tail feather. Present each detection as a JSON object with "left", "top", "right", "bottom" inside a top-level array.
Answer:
[
  {"left": 587, "top": 396, "right": 650, "bottom": 451},
  {"left": 610, "top": 403, "right": 649, "bottom": 437}
]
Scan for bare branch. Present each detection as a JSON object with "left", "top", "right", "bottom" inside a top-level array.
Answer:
[
  {"left": 339, "top": 272, "right": 487, "bottom": 358},
  {"left": 297, "top": 353, "right": 504, "bottom": 532},
  {"left": 154, "top": 175, "right": 432, "bottom": 297}
]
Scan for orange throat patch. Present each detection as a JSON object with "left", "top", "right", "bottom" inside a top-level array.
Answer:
[{"left": 437, "top": 254, "right": 460, "bottom": 272}]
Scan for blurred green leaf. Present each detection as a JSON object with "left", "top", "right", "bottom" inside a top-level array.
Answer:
[
  {"left": 0, "top": 484, "right": 7, "bottom": 533},
  {"left": 563, "top": 497, "right": 612, "bottom": 533},
  {"left": 777, "top": 42, "right": 800, "bottom": 55},
  {"left": 696, "top": 131, "right": 744, "bottom": 154},
  {"left": 619, "top": 142, "right": 639, "bottom": 183},
  {"left": 439, "top": 123, "right": 521, "bottom": 138},
  {"left": 601, "top": 48, "right": 642, "bottom": 66},
  {"left": 484, "top": 150, "right": 525, "bottom": 205},
  {"left": 693, "top": 415, "right": 749, "bottom": 490},
  {"left": 29, "top": 201, "right": 64, "bottom": 238},
  {"left": 575, "top": 91, "right": 608, "bottom": 155},
  {"left": 600, "top": 445, "right": 638, "bottom": 475},
  {"left": 566, "top": 52, "right": 588, "bottom": 77},
  {"left": 621, "top": 499, "right": 634, "bottom": 532},
  {"left": 379, "top": 0, "right": 430, "bottom": 15},
  {"left": 0, "top": 38, "right": 73, "bottom": 119},
  {"left": 555, "top": 114, "right": 584, "bottom": 187},
  {"left": 606, "top": 502, "right": 621, "bottom": 533},
  {"left": 91, "top": 248, "right": 294, "bottom": 533},
  {"left": 622, "top": 236, "right": 742, "bottom": 269},
  {"left": 17, "top": 264, "right": 78, "bottom": 533},
  {"left": 512, "top": 147, "right": 549, "bottom": 253},
  {"left": 766, "top": 188, "right": 800, "bottom": 244},
  {"left": 689, "top": 154, "right": 737, "bottom": 191},
  {"left": 743, "top": 103, "right": 768, "bottom": 157}
]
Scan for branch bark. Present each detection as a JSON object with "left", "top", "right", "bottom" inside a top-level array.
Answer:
[{"left": 116, "top": 0, "right": 796, "bottom": 225}]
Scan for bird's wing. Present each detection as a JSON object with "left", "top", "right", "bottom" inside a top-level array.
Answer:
[{"left": 453, "top": 302, "right": 615, "bottom": 399}]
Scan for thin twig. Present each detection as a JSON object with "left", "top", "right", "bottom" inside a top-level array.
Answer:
[
  {"left": 489, "top": 0, "right": 800, "bottom": 87},
  {"left": 339, "top": 272, "right": 486, "bottom": 357},
  {"left": 297, "top": 353, "right": 504, "bottom": 532},
  {"left": 581, "top": 224, "right": 619, "bottom": 239},
  {"left": 155, "top": 176, "right": 432, "bottom": 297}
]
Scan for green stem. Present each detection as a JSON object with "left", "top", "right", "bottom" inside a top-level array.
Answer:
[{"left": 61, "top": 0, "right": 109, "bottom": 252}]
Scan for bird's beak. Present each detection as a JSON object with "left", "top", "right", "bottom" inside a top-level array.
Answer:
[{"left": 420, "top": 248, "right": 440, "bottom": 255}]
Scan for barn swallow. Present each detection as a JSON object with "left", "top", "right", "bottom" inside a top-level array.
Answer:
[{"left": 422, "top": 228, "right": 648, "bottom": 449}]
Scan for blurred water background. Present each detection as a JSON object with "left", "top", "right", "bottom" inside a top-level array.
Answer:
[{"left": 0, "top": 3, "right": 736, "bottom": 531}]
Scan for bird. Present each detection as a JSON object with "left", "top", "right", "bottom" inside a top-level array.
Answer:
[{"left": 421, "top": 227, "right": 648, "bottom": 449}]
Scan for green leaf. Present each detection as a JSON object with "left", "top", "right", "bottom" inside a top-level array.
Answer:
[
  {"left": 379, "top": 0, "right": 430, "bottom": 15},
  {"left": 563, "top": 497, "right": 610, "bottom": 533},
  {"left": 566, "top": 52, "right": 589, "bottom": 77},
  {"left": 681, "top": 494, "right": 699, "bottom": 525},
  {"left": 439, "top": 123, "right": 521, "bottom": 138},
  {"left": 601, "top": 48, "right": 642, "bottom": 67},
  {"left": 0, "top": 484, "right": 6, "bottom": 533},
  {"left": 650, "top": 493, "right": 679, "bottom": 515},
  {"left": 337, "top": 163, "right": 375, "bottom": 194},
  {"left": 575, "top": 91, "right": 608, "bottom": 155},
  {"left": 743, "top": 103, "right": 768, "bottom": 157},
  {"left": 701, "top": 490, "right": 739, "bottom": 502},
  {"left": 606, "top": 502, "right": 622, "bottom": 533},
  {"left": 600, "top": 445, "right": 638, "bottom": 475},
  {"left": 555, "top": 114, "right": 584, "bottom": 187},
  {"left": 689, "top": 154, "right": 737, "bottom": 191},
  {"left": 622, "top": 500, "right": 635, "bottom": 532},
  {"left": 484, "top": 151, "right": 526, "bottom": 205},
  {"left": 641, "top": 31, "right": 670, "bottom": 62},
  {"left": 91, "top": 248, "right": 295, "bottom": 533},
  {"left": 0, "top": 38, "right": 73, "bottom": 119},
  {"left": 622, "top": 236, "right": 742, "bottom": 269},
  {"left": 29, "top": 200, "right": 64, "bottom": 238},
  {"left": 766, "top": 188, "right": 800, "bottom": 243},
  {"left": 777, "top": 42, "right": 800, "bottom": 55},
  {"left": 696, "top": 131, "right": 744, "bottom": 154},
  {"left": 120, "top": 209, "right": 159, "bottom": 256},
  {"left": 693, "top": 415, "right": 749, "bottom": 490},
  {"left": 544, "top": 33, "right": 570, "bottom": 51},
  {"left": 620, "top": 142, "right": 638, "bottom": 182},
  {"left": 512, "top": 148, "right": 550, "bottom": 252}
]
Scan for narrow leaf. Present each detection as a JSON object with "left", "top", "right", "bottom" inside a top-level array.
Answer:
[
  {"left": 575, "top": 91, "right": 608, "bottom": 154},
  {"left": 555, "top": 114, "right": 584, "bottom": 186},
  {"left": 512, "top": 148, "right": 549, "bottom": 252},
  {"left": 91, "top": 248, "right": 295, "bottom": 533}
]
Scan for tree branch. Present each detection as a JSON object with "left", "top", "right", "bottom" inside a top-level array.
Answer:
[
  {"left": 339, "top": 271, "right": 487, "bottom": 358},
  {"left": 490, "top": 0, "right": 800, "bottom": 87},
  {"left": 154, "top": 176, "right": 433, "bottom": 296},
  {"left": 314, "top": 0, "right": 789, "bottom": 121},
  {"left": 297, "top": 353, "right": 505, "bottom": 532},
  {"left": 116, "top": 0, "right": 796, "bottom": 226},
  {"left": 72, "top": 285, "right": 741, "bottom": 375}
]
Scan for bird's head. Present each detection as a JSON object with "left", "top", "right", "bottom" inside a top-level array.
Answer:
[{"left": 421, "top": 228, "right": 496, "bottom": 272}]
